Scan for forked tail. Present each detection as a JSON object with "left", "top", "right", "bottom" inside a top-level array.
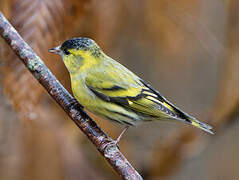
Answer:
[{"left": 189, "top": 118, "right": 214, "bottom": 134}]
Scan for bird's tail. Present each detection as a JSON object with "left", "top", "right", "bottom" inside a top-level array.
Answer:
[
  {"left": 188, "top": 118, "right": 214, "bottom": 134},
  {"left": 161, "top": 99, "right": 214, "bottom": 134},
  {"left": 163, "top": 101, "right": 214, "bottom": 134}
]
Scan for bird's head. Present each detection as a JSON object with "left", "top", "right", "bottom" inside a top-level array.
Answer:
[{"left": 49, "top": 37, "right": 103, "bottom": 74}]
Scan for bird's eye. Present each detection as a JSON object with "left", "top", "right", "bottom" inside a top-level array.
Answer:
[{"left": 63, "top": 49, "right": 70, "bottom": 55}]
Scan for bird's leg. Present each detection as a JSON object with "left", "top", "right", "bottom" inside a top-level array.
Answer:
[
  {"left": 103, "top": 126, "right": 129, "bottom": 151},
  {"left": 115, "top": 126, "right": 129, "bottom": 144}
]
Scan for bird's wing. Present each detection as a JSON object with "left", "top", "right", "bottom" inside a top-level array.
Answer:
[
  {"left": 85, "top": 67, "right": 180, "bottom": 119},
  {"left": 85, "top": 67, "right": 213, "bottom": 134}
]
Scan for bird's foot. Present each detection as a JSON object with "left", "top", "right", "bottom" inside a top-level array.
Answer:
[
  {"left": 102, "top": 138, "right": 120, "bottom": 152},
  {"left": 102, "top": 126, "right": 129, "bottom": 151}
]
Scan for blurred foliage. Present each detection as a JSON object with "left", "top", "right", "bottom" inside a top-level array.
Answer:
[{"left": 0, "top": 0, "right": 239, "bottom": 180}]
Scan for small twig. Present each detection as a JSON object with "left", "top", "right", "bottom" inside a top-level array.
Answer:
[{"left": 0, "top": 12, "right": 143, "bottom": 180}]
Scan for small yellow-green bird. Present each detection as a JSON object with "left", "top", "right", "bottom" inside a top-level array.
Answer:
[{"left": 49, "top": 37, "right": 213, "bottom": 143}]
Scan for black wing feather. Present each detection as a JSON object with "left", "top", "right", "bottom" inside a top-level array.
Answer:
[{"left": 139, "top": 79, "right": 194, "bottom": 121}]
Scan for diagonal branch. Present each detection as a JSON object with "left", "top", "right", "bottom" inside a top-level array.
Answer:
[{"left": 0, "top": 12, "right": 142, "bottom": 180}]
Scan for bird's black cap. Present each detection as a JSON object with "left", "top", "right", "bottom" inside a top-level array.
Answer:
[{"left": 61, "top": 37, "right": 95, "bottom": 51}]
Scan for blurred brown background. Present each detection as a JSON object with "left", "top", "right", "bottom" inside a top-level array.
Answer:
[{"left": 0, "top": 0, "right": 238, "bottom": 179}]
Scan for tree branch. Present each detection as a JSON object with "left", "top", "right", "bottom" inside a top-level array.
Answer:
[{"left": 0, "top": 12, "right": 142, "bottom": 180}]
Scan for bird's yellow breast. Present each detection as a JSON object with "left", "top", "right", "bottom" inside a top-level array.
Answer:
[{"left": 71, "top": 75, "right": 92, "bottom": 106}]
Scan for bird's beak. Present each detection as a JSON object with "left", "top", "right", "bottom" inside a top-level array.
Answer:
[{"left": 49, "top": 46, "right": 61, "bottom": 54}]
